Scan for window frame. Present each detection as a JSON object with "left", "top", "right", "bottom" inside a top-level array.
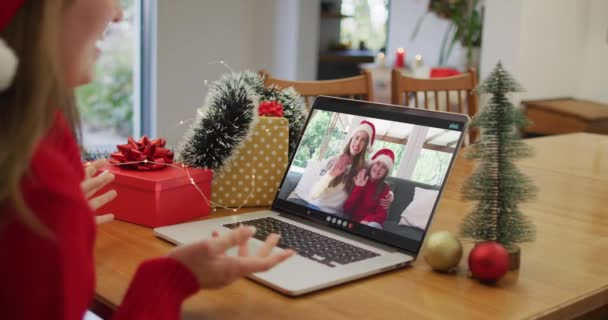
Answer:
[{"left": 139, "top": 0, "right": 157, "bottom": 137}]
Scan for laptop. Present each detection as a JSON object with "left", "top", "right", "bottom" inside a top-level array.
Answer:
[{"left": 155, "top": 96, "right": 469, "bottom": 296}]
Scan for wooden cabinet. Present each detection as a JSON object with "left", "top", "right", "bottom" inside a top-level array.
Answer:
[{"left": 523, "top": 98, "right": 608, "bottom": 136}]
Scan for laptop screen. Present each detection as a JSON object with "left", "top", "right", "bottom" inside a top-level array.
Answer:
[{"left": 273, "top": 97, "right": 468, "bottom": 255}]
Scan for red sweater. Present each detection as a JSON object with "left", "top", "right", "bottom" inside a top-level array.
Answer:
[
  {"left": 0, "top": 113, "right": 199, "bottom": 320},
  {"left": 343, "top": 180, "right": 390, "bottom": 224}
]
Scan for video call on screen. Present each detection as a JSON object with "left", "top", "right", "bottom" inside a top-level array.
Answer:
[{"left": 277, "top": 110, "right": 462, "bottom": 242}]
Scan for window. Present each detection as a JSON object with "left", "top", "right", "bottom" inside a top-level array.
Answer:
[
  {"left": 410, "top": 148, "right": 453, "bottom": 186},
  {"left": 77, "top": 0, "right": 140, "bottom": 151},
  {"left": 292, "top": 111, "right": 347, "bottom": 170},
  {"left": 409, "top": 129, "right": 461, "bottom": 186},
  {"left": 340, "top": 0, "right": 390, "bottom": 51}
]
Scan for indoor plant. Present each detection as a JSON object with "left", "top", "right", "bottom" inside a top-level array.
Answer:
[{"left": 412, "top": 0, "right": 483, "bottom": 69}]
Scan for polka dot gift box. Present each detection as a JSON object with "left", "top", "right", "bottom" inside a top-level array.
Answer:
[{"left": 212, "top": 117, "right": 289, "bottom": 207}]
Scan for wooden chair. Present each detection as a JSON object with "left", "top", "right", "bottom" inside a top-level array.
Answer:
[
  {"left": 391, "top": 68, "right": 479, "bottom": 142},
  {"left": 259, "top": 70, "right": 374, "bottom": 109}
]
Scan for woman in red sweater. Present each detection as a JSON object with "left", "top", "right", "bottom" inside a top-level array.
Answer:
[
  {"left": 343, "top": 149, "right": 395, "bottom": 228},
  {"left": 0, "top": 1, "right": 293, "bottom": 319}
]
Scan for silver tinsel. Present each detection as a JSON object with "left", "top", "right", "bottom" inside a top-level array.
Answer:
[{"left": 177, "top": 71, "right": 307, "bottom": 172}]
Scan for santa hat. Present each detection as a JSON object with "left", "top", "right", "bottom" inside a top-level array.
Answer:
[
  {"left": 371, "top": 148, "right": 395, "bottom": 171},
  {"left": 0, "top": 0, "right": 24, "bottom": 91},
  {"left": 352, "top": 120, "right": 376, "bottom": 152}
]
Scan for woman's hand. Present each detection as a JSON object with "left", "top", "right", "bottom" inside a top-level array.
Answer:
[
  {"left": 379, "top": 191, "right": 394, "bottom": 209},
  {"left": 329, "top": 153, "right": 352, "bottom": 177},
  {"left": 81, "top": 159, "right": 117, "bottom": 224},
  {"left": 353, "top": 168, "right": 368, "bottom": 187},
  {"left": 169, "top": 226, "right": 295, "bottom": 289}
]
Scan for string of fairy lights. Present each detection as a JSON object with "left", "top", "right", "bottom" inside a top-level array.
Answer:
[
  {"left": 97, "top": 60, "right": 272, "bottom": 213},
  {"left": 96, "top": 159, "right": 257, "bottom": 213}
]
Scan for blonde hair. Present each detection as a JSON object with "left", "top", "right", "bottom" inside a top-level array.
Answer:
[{"left": 0, "top": 1, "right": 80, "bottom": 235}]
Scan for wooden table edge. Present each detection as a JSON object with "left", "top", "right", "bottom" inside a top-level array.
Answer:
[
  {"left": 534, "top": 285, "right": 608, "bottom": 320},
  {"left": 91, "top": 293, "right": 116, "bottom": 319}
]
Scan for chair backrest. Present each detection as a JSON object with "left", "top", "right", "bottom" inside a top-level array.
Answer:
[
  {"left": 391, "top": 68, "right": 479, "bottom": 142},
  {"left": 259, "top": 70, "right": 374, "bottom": 110}
]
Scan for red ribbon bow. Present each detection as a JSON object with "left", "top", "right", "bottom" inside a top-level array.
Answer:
[
  {"left": 110, "top": 136, "right": 174, "bottom": 170},
  {"left": 258, "top": 100, "right": 284, "bottom": 117}
]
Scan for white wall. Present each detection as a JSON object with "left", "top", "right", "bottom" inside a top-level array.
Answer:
[
  {"left": 517, "top": 0, "right": 589, "bottom": 101},
  {"left": 481, "top": 0, "right": 607, "bottom": 105},
  {"left": 253, "top": 0, "right": 319, "bottom": 80},
  {"left": 478, "top": 0, "right": 523, "bottom": 80},
  {"left": 387, "top": 0, "right": 467, "bottom": 69},
  {"left": 581, "top": 0, "right": 608, "bottom": 103},
  {"left": 296, "top": 0, "right": 320, "bottom": 81},
  {"left": 253, "top": 0, "right": 299, "bottom": 79},
  {"left": 156, "top": 0, "right": 319, "bottom": 145},
  {"left": 156, "top": 0, "right": 257, "bottom": 144}
]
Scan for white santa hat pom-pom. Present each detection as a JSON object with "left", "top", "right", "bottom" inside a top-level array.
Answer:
[{"left": 0, "top": 38, "right": 18, "bottom": 91}]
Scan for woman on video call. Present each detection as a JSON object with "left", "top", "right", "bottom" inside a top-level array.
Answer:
[{"left": 307, "top": 120, "right": 376, "bottom": 215}]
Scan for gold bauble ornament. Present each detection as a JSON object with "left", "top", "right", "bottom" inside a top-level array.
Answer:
[{"left": 423, "top": 231, "right": 463, "bottom": 272}]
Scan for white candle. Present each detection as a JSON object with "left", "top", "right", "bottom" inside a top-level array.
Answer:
[
  {"left": 415, "top": 54, "right": 423, "bottom": 68},
  {"left": 376, "top": 52, "right": 385, "bottom": 67}
]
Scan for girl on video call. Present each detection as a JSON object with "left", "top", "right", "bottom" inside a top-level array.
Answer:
[
  {"left": 0, "top": 1, "right": 292, "bottom": 319},
  {"left": 308, "top": 120, "right": 393, "bottom": 216},
  {"left": 343, "top": 149, "right": 395, "bottom": 229}
]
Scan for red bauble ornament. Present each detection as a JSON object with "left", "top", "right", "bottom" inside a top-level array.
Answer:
[{"left": 468, "top": 241, "right": 509, "bottom": 283}]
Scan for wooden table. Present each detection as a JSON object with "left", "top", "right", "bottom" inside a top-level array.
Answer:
[{"left": 94, "top": 133, "right": 608, "bottom": 320}]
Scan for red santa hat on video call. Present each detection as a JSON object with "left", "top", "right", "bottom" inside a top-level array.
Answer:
[
  {"left": 353, "top": 120, "right": 376, "bottom": 152},
  {"left": 371, "top": 148, "right": 395, "bottom": 171},
  {"left": 0, "top": 0, "right": 25, "bottom": 91}
]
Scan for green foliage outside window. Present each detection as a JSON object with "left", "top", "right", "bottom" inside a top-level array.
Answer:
[
  {"left": 76, "top": 0, "right": 135, "bottom": 137},
  {"left": 293, "top": 111, "right": 346, "bottom": 168},
  {"left": 77, "top": 53, "right": 133, "bottom": 136},
  {"left": 340, "top": 0, "right": 389, "bottom": 50}
]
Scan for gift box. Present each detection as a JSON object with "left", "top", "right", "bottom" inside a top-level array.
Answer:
[
  {"left": 96, "top": 164, "right": 213, "bottom": 228},
  {"left": 212, "top": 116, "right": 289, "bottom": 207}
]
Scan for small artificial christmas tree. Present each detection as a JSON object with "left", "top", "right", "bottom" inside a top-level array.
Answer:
[{"left": 460, "top": 61, "right": 537, "bottom": 251}]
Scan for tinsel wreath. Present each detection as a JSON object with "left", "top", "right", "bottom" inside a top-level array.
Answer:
[
  {"left": 177, "top": 72, "right": 260, "bottom": 170},
  {"left": 177, "top": 71, "right": 307, "bottom": 172}
]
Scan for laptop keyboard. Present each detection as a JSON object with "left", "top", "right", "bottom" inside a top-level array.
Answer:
[{"left": 223, "top": 217, "right": 380, "bottom": 267}]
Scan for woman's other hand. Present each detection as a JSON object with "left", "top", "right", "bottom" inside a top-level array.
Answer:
[
  {"left": 329, "top": 153, "right": 352, "bottom": 177},
  {"left": 81, "top": 159, "right": 117, "bottom": 224},
  {"left": 353, "top": 168, "right": 368, "bottom": 187},
  {"left": 169, "top": 226, "right": 295, "bottom": 289},
  {"left": 379, "top": 191, "right": 394, "bottom": 209}
]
